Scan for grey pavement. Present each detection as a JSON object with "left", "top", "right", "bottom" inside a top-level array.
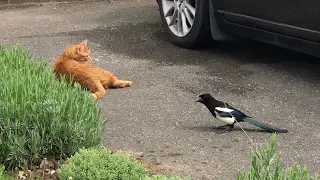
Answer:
[{"left": 1, "top": 0, "right": 320, "bottom": 179}]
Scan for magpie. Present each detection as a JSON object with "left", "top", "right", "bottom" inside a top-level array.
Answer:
[{"left": 196, "top": 93, "right": 288, "bottom": 133}]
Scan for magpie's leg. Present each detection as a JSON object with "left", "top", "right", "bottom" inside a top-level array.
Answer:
[
  {"left": 214, "top": 125, "right": 230, "bottom": 129},
  {"left": 214, "top": 124, "right": 234, "bottom": 134}
]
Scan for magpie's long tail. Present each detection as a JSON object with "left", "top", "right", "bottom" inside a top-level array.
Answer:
[{"left": 242, "top": 117, "right": 288, "bottom": 133}]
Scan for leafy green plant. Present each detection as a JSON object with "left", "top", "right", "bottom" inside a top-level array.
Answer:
[
  {"left": 237, "top": 134, "right": 318, "bottom": 180},
  {"left": 58, "top": 147, "right": 148, "bottom": 180},
  {"left": 0, "top": 46, "right": 106, "bottom": 170}
]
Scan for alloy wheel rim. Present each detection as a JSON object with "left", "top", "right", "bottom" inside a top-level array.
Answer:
[{"left": 161, "top": 0, "right": 197, "bottom": 37}]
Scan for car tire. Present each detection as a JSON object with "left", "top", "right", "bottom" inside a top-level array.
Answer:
[{"left": 158, "top": 0, "right": 211, "bottom": 49}]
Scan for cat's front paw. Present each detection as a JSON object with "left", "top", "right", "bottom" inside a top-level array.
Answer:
[
  {"left": 127, "top": 81, "right": 132, "bottom": 86},
  {"left": 91, "top": 93, "right": 98, "bottom": 100}
]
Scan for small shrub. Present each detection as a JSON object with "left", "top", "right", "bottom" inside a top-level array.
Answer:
[
  {"left": 0, "top": 46, "right": 106, "bottom": 170},
  {"left": 58, "top": 147, "right": 148, "bottom": 180},
  {"left": 237, "top": 134, "right": 319, "bottom": 180}
]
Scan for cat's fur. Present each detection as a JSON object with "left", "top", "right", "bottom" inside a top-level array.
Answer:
[{"left": 53, "top": 40, "right": 132, "bottom": 100}]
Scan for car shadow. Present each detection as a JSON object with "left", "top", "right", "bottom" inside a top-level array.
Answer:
[{"left": 18, "top": 21, "right": 320, "bottom": 85}]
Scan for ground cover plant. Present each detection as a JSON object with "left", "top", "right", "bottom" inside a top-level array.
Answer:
[
  {"left": 237, "top": 134, "right": 319, "bottom": 180},
  {"left": 0, "top": 45, "right": 106, "bottom": 170}
]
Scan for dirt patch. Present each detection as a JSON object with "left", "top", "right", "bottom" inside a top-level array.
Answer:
[
  {"left": 111, "top": 149, "right": 184, "bottom": 176},
  {"left": 16, "top": 158, "right": 63, "bottom": 180}
]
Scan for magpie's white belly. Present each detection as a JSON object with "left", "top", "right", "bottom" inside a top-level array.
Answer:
[{"left": 215, "top": 114, "right": 236, "bottom": 125}]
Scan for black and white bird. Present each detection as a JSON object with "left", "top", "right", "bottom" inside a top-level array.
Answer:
[{"left": 196, "top": 93, "right": 288, "bottom": 133}]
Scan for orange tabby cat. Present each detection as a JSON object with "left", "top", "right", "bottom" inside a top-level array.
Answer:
[{"left": 53, "top": 40, "right": 132, "bottom": 100}]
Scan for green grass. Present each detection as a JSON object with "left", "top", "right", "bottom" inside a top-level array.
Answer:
[
  {"left": 0, "top": 45, "right": 106, "bottom": 170},
  {"left": 237, "top": 134, "right": 319, "bottom": 180}
]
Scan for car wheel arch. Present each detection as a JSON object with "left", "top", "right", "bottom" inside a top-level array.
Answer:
[{"left": 208, "top": 0, "right": 233, "bottom": 41}]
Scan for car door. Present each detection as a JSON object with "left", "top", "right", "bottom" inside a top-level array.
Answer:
[{"left": 221, "top": 0, "right": 320, "bottom": 42}]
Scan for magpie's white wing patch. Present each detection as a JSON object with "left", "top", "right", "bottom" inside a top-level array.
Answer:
[
  {"left": 215, "top": 107, "right": 245, "bottom": 118},
  {"left": 215, "top": 107, "right": 234, "bottom": 113},
  {"left": 214, "top": 111, "right": 236, "bottom": 125}
]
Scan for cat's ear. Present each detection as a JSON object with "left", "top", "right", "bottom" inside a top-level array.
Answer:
[
  {"left": 80, "top": 40, "right": 88, "bottom": 47},
  {"left": 77, "top": 40, "right": 87, "bottom": 54}
]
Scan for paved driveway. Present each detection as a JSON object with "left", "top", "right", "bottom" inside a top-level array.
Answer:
[{"left": 1, "top": 0, "right": 320, "bottom": 179}]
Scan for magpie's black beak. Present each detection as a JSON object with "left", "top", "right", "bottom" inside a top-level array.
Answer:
[{"left": 196, "top": 98, "right": 203, "bottom": 103}]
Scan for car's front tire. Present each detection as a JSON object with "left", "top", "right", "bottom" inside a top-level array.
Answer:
[{"left": 158, "top": 0, "right": 211, "bottom": 49}]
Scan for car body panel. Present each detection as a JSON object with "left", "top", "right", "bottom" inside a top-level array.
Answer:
[
  {"left": 221, "top": 0, "right": 320, "bottom": 32},
  {"left": 209, "top": 0, "right": 320, "bottom": 57},
  {"left": 223, "top": 12, "right": 320, "bottom": 42}
]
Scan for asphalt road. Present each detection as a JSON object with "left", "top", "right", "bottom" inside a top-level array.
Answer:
[{"left": 1, "top": 0, "right": 320, "bottom": 179}]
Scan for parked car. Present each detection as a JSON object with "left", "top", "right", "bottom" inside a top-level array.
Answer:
[{"left": 156, "top": 0, "right": 320, "bottom": 57}]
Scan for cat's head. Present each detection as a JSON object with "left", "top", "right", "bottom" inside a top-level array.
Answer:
[{"left": 63, "top": 40, "right": 93, "bottom": 63}]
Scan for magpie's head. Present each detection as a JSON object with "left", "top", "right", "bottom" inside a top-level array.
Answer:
[{"left": 196, "top": 93, "right": 215, "bottom": 104}]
